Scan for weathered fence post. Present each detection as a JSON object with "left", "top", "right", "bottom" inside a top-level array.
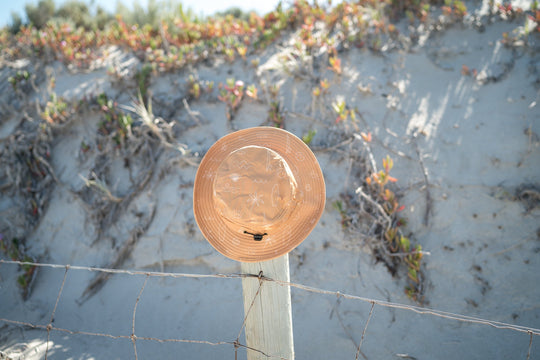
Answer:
[
  {"left": 193, "top": 127, "right": 325, "bottom": 360},
  {"left": 241, "top": 254, "right": 294, "bottom": 360}
]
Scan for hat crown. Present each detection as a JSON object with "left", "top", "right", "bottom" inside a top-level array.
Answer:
[{"left": 213, "top": 145, "right": 298, "bottom": 233}]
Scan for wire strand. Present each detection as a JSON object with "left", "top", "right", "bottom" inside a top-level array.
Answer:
[{"left": 1, "top": 258, "right": 538, "bottom": 360}]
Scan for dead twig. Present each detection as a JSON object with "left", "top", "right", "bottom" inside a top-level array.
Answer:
[
  {"left": 353, "top": 133, "right": 377, "bottom": 173},
  {"left": 413, "top": 139, "right": 432, "bottom": 226},
  {"left": 121, "top": 93, "right": 198, "bottom": 167},
  {"left": 355, "top": 186, "right": 392, "bottom": 230},
  {"left": 183, "top": 98, "right": 201, "bottom": 124},
  {"left": 79, "top": 172, "right": 123, "bottom": 203}
]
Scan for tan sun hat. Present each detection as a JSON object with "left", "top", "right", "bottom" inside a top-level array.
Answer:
[{"left": 193, "top": 127, "right": 326, "bottom": 262}]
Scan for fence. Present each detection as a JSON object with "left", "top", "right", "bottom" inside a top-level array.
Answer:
[{"left": 1, "top": 259, "right": 539, "bottom": 360}]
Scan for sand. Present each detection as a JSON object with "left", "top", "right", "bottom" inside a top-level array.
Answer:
[{"left": 0, "top": 2, "right": 539, "bottom": 359}]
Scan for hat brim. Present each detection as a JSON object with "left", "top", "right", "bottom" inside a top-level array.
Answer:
[{"left": 193, "top": 127, "right": 326, "bottom": 262}]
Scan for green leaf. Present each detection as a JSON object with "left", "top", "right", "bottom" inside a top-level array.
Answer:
[
  {"left": 399, "top": 236, "right": 410, "bottom": 252},
  {"left": 302, "top": 129, "right": 316, "bottom": 145},
  {"left": 333, "top": 200, "right": 344, "bottom": 213},
  {"left": 17, "top": 275, "right": 28, "bottom": 287},
  {"left": 408, "top": 268, "right": 418, "bottom": 283}
]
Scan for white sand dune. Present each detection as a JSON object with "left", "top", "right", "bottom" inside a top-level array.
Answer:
[{"left": 1, "top": 3, "right": 539, "bottom": 359}]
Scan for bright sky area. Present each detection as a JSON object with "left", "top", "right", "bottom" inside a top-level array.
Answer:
[{"left": 0, "top": 0, "right": 284, "bottom": 27}]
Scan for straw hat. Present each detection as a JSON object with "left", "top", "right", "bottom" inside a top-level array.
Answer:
[{"left": 193, "top": 127, "right": 325, "bottom": 262}]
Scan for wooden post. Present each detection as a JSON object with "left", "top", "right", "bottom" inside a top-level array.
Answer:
[{"left": 241, "top": 254, "right": 294, "bottom": 360}]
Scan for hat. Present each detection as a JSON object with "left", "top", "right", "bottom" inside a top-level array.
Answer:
[{"left": 193, "top": 127, "right": 326, "bottom": 262}]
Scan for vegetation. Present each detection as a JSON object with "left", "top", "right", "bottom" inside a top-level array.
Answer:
[
  {"left": 0, "top": 235, "right": 37, "bottom": 299},
  {"left": 96, "top": 93, "right": 133, "bottom": 147},
  {"left": 2, "top": 0, "right": 537, "bottom": 72},
  {"left": 1, "top": 0, "right": 538, "bottom": 303},
  {"left": 365, "top": 155, "right": 423, "bottom": 301},
  {"left": 8, "top": 70, "right": 30, "bottom": 90},
  {"left": 218, "top": 78, "right": 245, "bottom": 120}
]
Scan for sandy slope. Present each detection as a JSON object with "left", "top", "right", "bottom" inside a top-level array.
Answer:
[{"left": 1, "top": 5, "right": 539, "bottom": 360}]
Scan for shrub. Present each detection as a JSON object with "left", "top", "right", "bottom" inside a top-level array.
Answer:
[
  {"left": 8, "top": 12, "right": 23, "bottom": 34},
  {"left": 25, "top": 0, "right": 56, "bottom": 29},
  {"left": 55, "top": 1, "right": 93, "bottom": 29}
]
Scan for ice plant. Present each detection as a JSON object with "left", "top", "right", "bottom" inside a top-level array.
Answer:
[
  {"left": 8, "top": 70, "right": 30, "bottom": 90},
  {"left": 360, "top": 131, "right": 372, "bottom": 142},
  {"left": 302, "top": 129, "right": 316, "bottom": 145},
  {"left": 41, "top": 93, "right": 68, "bottom": 124},
  {"left": 96, "top": 93, "right": 133, "bottom": 146},
  {"left": 364, "top": 155, "right": 424, "bottom": 302},
  {"left": 268, "top": 101, "right": 284, "bottom": 128},
  {"left": 245, "top": 84, "right": 258, "bottom": 100},
  {"left": 218, "top": 78, "right": 245, "bottom": 119},
  {"left": 332, "top": 99, "right": 355, "bottom": 124},
  {"left": 328, "top": 55, "right": 342, "bottom": 75},
  {"left": 188, "top": 75, "right": 201, "bottom": 99},
  {"left": 366, "top": 155, "right": 397, "bottom": 193}
]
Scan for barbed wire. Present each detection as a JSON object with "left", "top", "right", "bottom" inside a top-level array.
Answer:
[{"left": 0, "top": 259, "right": 538, "bottom": 360}]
